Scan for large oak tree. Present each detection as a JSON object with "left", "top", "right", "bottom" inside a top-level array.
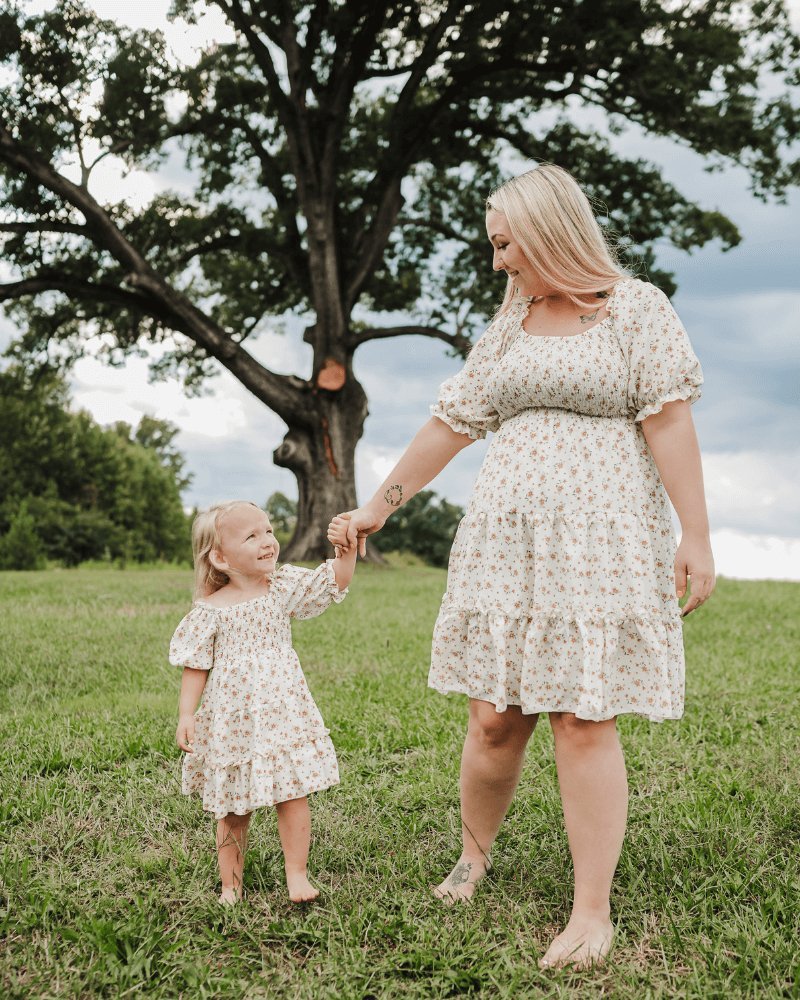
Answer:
[{"left": 1, "top": 0, "right": 798, "bottom": 558}]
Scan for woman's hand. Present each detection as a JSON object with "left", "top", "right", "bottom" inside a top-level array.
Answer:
[
  {"left": 176, "top": 713, "right": 196, "bottom": 753},
  {"left": 328, "top": 507, "right": 387, "bottom": 557},
  {"left": 675, "top": 532, "right": 715, "bottom": 616}
]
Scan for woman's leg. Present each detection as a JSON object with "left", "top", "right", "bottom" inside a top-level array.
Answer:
[
  {"left": 435, "top": 699, "right": 538, "bottom": 902},
  {"left": 276, "top": 796, "right": 318, "bottom": 902},
  {"left": 216, "top": 811, "right": 251, "bottom": 904},
  {"left": 540, "top": 713, "right": 628, "bottom": 968}
]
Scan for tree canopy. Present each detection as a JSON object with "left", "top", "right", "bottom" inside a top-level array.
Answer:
[{"left": 1, "top": 0, "right": 798, "bottom": 556}]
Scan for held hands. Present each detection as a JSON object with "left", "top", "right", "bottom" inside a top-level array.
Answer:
[
  {"left": 176, "top": 713, "right": 195, "bottom": 753},
  {"left": 327, "top": 507, "right": 387, "bottom": 557},
  {"left": 675, "top": 533, "right": 715, "bottom": 616}
]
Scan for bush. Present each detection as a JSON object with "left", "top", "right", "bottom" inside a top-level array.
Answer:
[
  {"left": 0, "top": 501, "right": 47, "bottom": 570},
  {"left": 377, "top": 490, "right": 464, "bottom": 568}
]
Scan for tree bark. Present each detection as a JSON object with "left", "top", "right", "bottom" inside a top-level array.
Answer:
[{"left": 273, "top": 366, "right": 379, "bottom": 562}]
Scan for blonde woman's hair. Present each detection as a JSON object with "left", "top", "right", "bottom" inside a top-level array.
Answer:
[
  {"left": 191, "top": 500, "right": 264, "bottom": 599},
  {"left": 486, "top": 163, "right": 627, "bottom": 313}
]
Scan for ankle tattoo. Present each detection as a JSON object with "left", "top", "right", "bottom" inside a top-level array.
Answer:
[{"left": 449, "top": 862, "right": 473, "bottom": 886}]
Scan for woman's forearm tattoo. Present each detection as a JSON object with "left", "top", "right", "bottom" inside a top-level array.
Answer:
[{"left": 384, "top": 484, "right": 403, "bottom": 507}]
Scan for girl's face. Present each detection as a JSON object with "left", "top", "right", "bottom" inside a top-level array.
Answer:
[
  {"left": 486, "top": 209, "right": 553, "bottom": 298},
  {"left": 213, "top": 506, "right": 279, "bottom": 581}
]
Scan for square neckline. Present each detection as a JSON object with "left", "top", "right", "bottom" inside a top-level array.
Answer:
[{"left": 515, "top": 278, "right": 625, "bottom": 340}]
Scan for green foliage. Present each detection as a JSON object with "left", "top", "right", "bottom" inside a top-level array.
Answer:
[
  {"left": 265, "top": 491, "right": 297, "bottom": 547},
  {"left": 0, "top": 568, "right": 798, "bottom": 996},
  {"left": 0, "top": 499, "right": 46, "bottom": 569},
  {"left": 1, "top": 1, "right": 798, "bottom": 379},
  {"left": 0, "top": 364, "right": 191, "bottom": 567},
  {"left": 378, "top": 489, "right": 465, "bottom": 568}
]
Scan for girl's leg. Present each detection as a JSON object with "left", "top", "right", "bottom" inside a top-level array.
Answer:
[
  {"left": 435, "top": 700, "right": 538, "bottom": 903},
  {"left": 540, "top": 713, "right": 628, "bottom": 969},
  {"left": 216, "top": 811, "right": 251, "bottom": 904},
  {"left": 276, "top": 796, "right": 318, "bottom": 902}
]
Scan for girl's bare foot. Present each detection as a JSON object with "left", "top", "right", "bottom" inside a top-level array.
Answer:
[
  {"left": 286, "top": 870, "right": 319, "bottom": 903},
  {"left": 433, "top": 855, "right": 492, "bottom": 904},
  {"left": 539, "top": 914, "right": 614, "bottom": 970},
  {"left": 218, "top": 886, "right": 241, "bottom": 906}
]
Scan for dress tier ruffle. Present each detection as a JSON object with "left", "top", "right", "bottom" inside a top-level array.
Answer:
[
  {"left": 428, "top": 278, "right": 704, "bottom": 723},
  {"left": 170, "top": 561, "right": 346, "bottom": 819},
  {"left": 181, "top": 714, "right": 340, "bottom": 818},
  {"left": 430, "top": 509, "right": 684, "bottom": 722}
]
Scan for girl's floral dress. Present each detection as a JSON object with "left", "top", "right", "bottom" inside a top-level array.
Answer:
[
  {"left": 429, "top": 278, "right": 704, "bottom": 722},
  {"left": 170, "top": 561, "right": 346, "bottom": 818}
]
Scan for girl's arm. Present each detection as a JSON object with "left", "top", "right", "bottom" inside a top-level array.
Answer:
[
  {"left": 331, "top": 539, "right": 358, "bottom": 591},
  {"left": 329, "top": 417, "right": 474, "bottom": 555},
  {"left": 176, "top": 667, "right": 208, "bottom": 752},
  {"left": 641, "top": 399, "right": 715, "bottom": 616}
]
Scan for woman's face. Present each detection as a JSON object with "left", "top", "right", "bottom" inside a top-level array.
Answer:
[{"left": 486, "top": 209, "right": 551, "bottom": 298}]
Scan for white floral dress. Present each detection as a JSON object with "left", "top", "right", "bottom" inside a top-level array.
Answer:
[
  {"left": 170, "top": 561, "right": 346, "bottom": 818},
  {"left": 428, "top": 277, "right": 704, "bottom": 722}
]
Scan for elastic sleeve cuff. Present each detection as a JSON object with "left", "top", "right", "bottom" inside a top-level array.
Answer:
[
  {"left": 430, "top": 404, "right": 487, "bottom": 440},
  {"left": 635, "top": 385, "right": 702, "bottom": 422},
  {"left": 323, "top": 559, "right": 348, "bottom": 601}
]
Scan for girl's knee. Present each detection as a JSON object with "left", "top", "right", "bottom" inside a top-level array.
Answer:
[
  {"left": 549, "top": 712, "right": 617, "bottom": 749},
  {"left": 219, "top": 811, "right": 250, "bottom": 830},
  {"left": 469, "top": 702, "right": 537, "bottom": 750}
]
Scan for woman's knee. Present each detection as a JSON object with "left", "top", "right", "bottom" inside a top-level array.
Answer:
[
  {"left": 468, "top": 701, "right": 537, "bottom": 750},
  {"left": 549, "top": 712, "right": 617, "bottom": 750}
]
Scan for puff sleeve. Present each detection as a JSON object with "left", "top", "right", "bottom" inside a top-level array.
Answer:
[
  {"left": 169, "top": 606, "right": 217, "bottom": 671},
  {"left": 272, "top": 561, "right": 348, "bottom": 620},
  {"left": 612, "top": 280, "right": 703, "bottom": 422},
  {"left": 429, "top": 304, "right": 523, "bottom": 439}
]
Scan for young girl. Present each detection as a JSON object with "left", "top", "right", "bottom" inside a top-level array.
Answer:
[{"left": 171, "top": 500, "right": 356, "bottom": 905}]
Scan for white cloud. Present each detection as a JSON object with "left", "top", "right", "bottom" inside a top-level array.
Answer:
[
  {"left": 711, "top": 529, "right": 800, "bottom": 582},
  {"left": 703, "top": 449, "right": 800, "bottom": 537}
]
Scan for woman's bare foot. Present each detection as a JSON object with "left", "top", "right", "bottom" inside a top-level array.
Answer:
[
  {"left": 539, "top": 914, "right": 614, "bottom": 970},
  {"left": 218, "top": 886, "right": 241, "bottom": 906},
  {"left": 286, "top": 870, "right": 320, "bottom": 903},
  {"left": 433, "top": 855, "right": 492, "bottom": 904}
]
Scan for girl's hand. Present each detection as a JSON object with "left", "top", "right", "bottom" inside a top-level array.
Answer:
[
  {"left": 675, "top": 533, "right": 715, "bottom": 616},
  {"left": 176, "top": 713, "right": 195, "bottom": 753},
  {"left": 328, "top": 507, "right": 386, "bottom": 557}
]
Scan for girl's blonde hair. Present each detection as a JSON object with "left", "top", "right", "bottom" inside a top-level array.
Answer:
[
  {"left": 486, "top": 163, "right": 627, "bottom": 312},
  {"left": 191, "top": 500, "right": 264, "bottom": 599}
]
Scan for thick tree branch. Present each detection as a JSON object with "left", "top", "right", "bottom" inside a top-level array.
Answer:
[
  {"left": 345, "top": 2, "right": 464, "bottom": 306},
  {"left": 401, "top": 216, "right": 473, "bottom": 245},
  {"left": 0, "top": 126, "right": 307, "bottom": 423},
  {"left": 348, "top": 323, "right": 471, "bottom": 357},
  {"left": 0, "top": 275, "right": 178, "bottom": 319},
  {"left": 219, "top": 0, "right": 320, "bottom": 206},
  {"left": 0, "top": 221, "right": 88, "bottom": 237},
  {"left": 319, "top": 3, "right": 390, "bottom": 187}
]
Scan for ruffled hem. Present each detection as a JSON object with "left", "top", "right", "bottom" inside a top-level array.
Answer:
[
  {"left": 430, "top": 403, "right": 488, "bottom": 441},
  {"left": 634, "top": 385, "right": 702, "bottom": 423},
  {"left": 430, "top": 607, "right": 684, "bottom": 722},
  {"left": 428, "top": 681, "right": 682, "bottom": 724},
  {"left": 182, "top": 734, "right": 339, "bottom": 819}
]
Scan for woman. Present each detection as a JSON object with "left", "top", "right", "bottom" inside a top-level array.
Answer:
[{"left": 328, "top": 163, "right": 715, "bottom": 970}]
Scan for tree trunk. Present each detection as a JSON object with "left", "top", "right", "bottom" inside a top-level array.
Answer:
[{"left": 273, "top": 369, "right": 381, "bottom": 563}]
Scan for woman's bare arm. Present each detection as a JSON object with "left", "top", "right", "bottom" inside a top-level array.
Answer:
[
  {"left": 641, "top": 399, "right": 715, "bottom": 615},
  {"left": 329, "top": 417, "right": 474, "bottom": 554}
]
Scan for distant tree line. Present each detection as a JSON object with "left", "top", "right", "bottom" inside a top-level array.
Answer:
[
  {"left": 0, "top": 365, "right": 191, "bottom": 569},
  {"left": 265, "top": 489, "right": 463, "bottom": 568}
]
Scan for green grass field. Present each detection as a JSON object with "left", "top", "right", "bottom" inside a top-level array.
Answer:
[{"left": 1, "top": 565, "right": 798, "bottom": 998}]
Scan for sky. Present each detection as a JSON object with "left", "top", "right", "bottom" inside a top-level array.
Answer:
[{"left": 2, "top": 0, "right": 800, "bottom": 581}]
